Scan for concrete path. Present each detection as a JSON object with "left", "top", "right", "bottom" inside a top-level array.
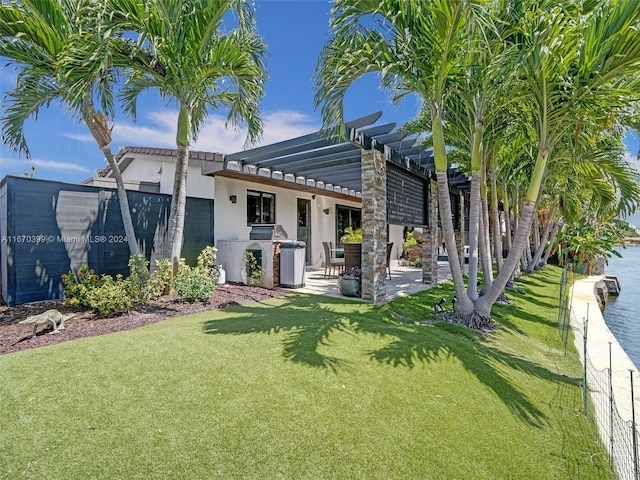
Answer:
[
  {"left": 295, "top": 260, "right": 461, "bottom": 303},
  {"left": 570, "top": 276, "right": 639, "bottom": 423}
]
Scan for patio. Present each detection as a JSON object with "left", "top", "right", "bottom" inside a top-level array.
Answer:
[{"left": 295, "top": 259, "right": 466, "bottom": 303}]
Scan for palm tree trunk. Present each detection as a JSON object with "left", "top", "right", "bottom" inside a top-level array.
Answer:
[
  {"left": 479, "top": 173, "right": 493, "bottom": 289},
  {"left": 490, "top": 162, "right": 503, "bottom": 274},
  {"left": 84, "top": 108, "right": 141, "bottom": 259},
  {"left": 436, "top": 172, "right": 473, "bottom": 313},
  {"left": 168, "top": 104, "right": 192, "bottom": 273},
  {"left": 101, "top": 146, "right": 142, "bottom": 258},
  {"left": 432, "top": 112, "right": 473, "bottom": 314},
  {"left": 541, "top": 221, "right": 560, "bottom": 265},
  {"left": 474, "top": 199, "right": 536, "bottom": 316},
  {"left": 466, "top": 120, "right": 483, "bottom": 301},
  {"left": 530, "top": 204, "right": 556, "bottom": 269},
  {"left": 467, "top": 172, "right": 481, "bottom": 301},
  {"left": 502, "top": 180, "right": 513, "bottom": 255},
  {"left": 168, "top": 145, "right": 189, "bottom": 272}
]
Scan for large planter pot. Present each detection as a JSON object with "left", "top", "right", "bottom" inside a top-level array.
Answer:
[
  {"left": 342, "top": 242, "right": 362, "bottom": 270},
  {"left": 338, "top": 276, "right": 360, "bottom": 297}
]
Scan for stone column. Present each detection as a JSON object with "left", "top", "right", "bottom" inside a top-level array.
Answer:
[
  {"left": 361, "top": 148, "right": 387, "bottom": 304},
  {"left": 422, "top": 180, "right": 438, "bottom": 284}
]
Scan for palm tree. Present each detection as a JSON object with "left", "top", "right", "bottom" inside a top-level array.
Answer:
[
  {"left": 0, "top": 0, "right": 143, "bottom": 259},
  {"left": 316, "top": 0, "right": 640, "bottom": 324},
  {"left": 315, "top": 0, "right": 487, "bottom": 316},
  {"left": 109, "top": 0, "right": 267, "bottom": 272}
]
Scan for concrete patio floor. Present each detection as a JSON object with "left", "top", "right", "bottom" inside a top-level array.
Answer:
[{"left": 293, "top": 260, "right": 465, "bottom": 303}]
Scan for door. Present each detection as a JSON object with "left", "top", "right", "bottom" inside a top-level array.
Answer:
[{"left": 297, "top": 198, "right": 311, "bottom": 264}]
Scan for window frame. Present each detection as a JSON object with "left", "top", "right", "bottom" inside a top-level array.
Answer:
[{"left": 246, "top": 189, "right": 276, "bottom": 225}]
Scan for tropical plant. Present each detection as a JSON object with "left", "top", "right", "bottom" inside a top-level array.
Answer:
[
  {"left": 85, "top": 274, "right": 133, "bottom": 315},
  {"left": 61, "top": 265, "right": 102, "bottom": 308},
  {"left": 108, "top": 0, "right": 268, "bottom": 273},
  {"left": 172, "top": 259, "right": 216, "bottom": 302},
  {"left": 315, "top": 0, "right": 640, "bottom": 326},
  {"left": 144, "top": 258, "right": 174, "bottom": 299},
  {"left": 402, "top": 231, "right": 422, "bottom": 252},
  {"left": 340, "top": 227, "right": 362, "bottom": 243},
  {"left": 557, "top": 218, "right": 625, "bottom": 267},
  {"left": 244, "top": 251, "right": 264, "bottom": 283},
  {"left": 0, "top": 0, "right": 143, "bottom": 260}
]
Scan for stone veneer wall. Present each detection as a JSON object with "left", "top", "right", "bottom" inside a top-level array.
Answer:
[
  {"left": 361, "top": 148, "right": 387, "bottom": 305},
  {"left": 422, "top": 180, "right": 439, "bottom": 284},
  {"left": 272, "top": 242, "right": 281, "bottom": 287}
]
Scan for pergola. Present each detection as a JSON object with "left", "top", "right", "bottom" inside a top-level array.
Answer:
[{"left": 203, "top": 112, "right": 469, "bottom": 304}]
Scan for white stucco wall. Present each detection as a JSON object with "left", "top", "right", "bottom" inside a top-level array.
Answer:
[
  {"left": 214, "top": 176, "right": 361, "bottom": 267},
  {"left": 119, "top": 155, "right": 215, "bottom": 199},
  {"left": 388, "top": 224, "right": 405, "bottom": 261}
]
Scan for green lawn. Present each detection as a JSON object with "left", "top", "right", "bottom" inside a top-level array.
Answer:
[{"left": 0, "top": 266, "right": 612, "bottom": 479}]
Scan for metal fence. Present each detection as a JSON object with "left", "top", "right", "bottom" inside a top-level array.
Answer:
[{"left": 560, "top": 265, "right": 640, "bottom": 479}]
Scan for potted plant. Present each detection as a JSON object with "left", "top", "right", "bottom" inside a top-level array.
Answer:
[
  {"left": 340, "top": 226, "right": 362, "bottom": 243},
  {"left": 244, "top": 251, "right": 264, "bottom": 286},
  {"left": 340, "top": 227, "right": 362, "bottom": 269},
  {"left": 338, "top": 267, "right": 361, "bottom": 297}
]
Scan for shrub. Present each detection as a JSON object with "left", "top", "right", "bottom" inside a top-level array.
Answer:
[
  {"left": 197, "top": 245, "right": 219, "bottom": 282},
  {"left": 244, "top": 251, "right": 264, "bottom": 284},
  {"left": 61, "top": 265, "right": 102, "bottom": 308},
  {"left": 85, "top": 275, "right": 133, "bottom": 315},
  {"left": 127, "top": 255, "right": 150, "bottom": 302},
  {"left": 402, "top": 231, "right": 422, "bottom": 252},
  {"left": 399, "top": 258, "right": 423, "bottom": 268},
  {"left": 144, "top": 258, "right": 173, "bottom": 300},
  {"left": 173, "top": 259, "right": 216, "bottom": 302}
]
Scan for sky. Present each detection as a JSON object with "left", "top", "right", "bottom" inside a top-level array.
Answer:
[
  {"left": 0, "top": 0, "right": 420, "bottom": 184},
  {"left": 0, "top": 0, "right": 638, "bottom": 208}
]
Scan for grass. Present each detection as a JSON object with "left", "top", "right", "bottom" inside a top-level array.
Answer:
[{"left": 0, "top": 266, "right": 613, "bottom": 479}]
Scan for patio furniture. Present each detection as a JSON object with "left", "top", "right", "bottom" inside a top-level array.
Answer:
[
  {"left": 386, "top": 242, "right": 394, "bottom": 279},
  {"left": 343, "top": 242, "right": 362, "bottom": 270},
  {"left": 322, "top": 241, "right": 345, "bottom": 278}
]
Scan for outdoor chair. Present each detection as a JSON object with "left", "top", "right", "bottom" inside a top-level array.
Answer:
[{"left": 323, "top": 241, "right": 345, "bottom": 278}]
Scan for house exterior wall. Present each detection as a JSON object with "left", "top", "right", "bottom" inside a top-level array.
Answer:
[
  {"left": 117, "top": 154, "right": 215, "bottom": 199},
  {"left": 388, "top": 224, "right": 404, "bottom": 261},
  {"left": 213, "top": 176, "right": 361, "bottom": 268}
]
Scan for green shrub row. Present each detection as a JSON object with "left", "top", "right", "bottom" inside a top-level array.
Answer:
[{"left": 61, "top": 246, "right": 219, "bottom": 314}]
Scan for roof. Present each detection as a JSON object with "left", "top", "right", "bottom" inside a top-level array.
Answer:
[
  {"left": 98, "top": 146, "right": 223, "bottom": 177},
  {"left": 203, "top": 112, "right": 469, "bottom": 200},
  {"left": 103, "top": 114, "right": 469, "bottom": 201}
]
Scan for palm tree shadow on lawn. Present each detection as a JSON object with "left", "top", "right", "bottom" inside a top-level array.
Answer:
[{"left": 201, "top": 294, "right": 579, "bottom": 427}]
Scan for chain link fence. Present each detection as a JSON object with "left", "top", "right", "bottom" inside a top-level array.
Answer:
[{"left": 560, "top": 265, "right": 640, "bottom": 479}]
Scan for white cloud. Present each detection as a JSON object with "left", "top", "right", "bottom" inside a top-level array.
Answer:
[
  {"left": 31, "top": 159, "right": 90, "bottom": 173},
  {"left": 0, "top": 156, "right": 90, "bottom": 176},
  {"left": 111, "top": 109, "right": 320, "bottom": 154},
  {"left": 61, "top": 132, "right": 95, "bottom": 143},
  {"left": 625, "top": 150, "right": 640, "bottom": 174}
]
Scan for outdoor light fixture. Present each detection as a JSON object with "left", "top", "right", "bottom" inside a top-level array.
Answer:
[
  {"left": 229, "top": 195, "right": 237, "bottom": 204},
  {"left": 323, "top": 208, "right": 330, "bottom": 215}
]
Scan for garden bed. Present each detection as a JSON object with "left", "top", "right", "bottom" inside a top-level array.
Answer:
[{"left": 0, "top": 283, "right": 288, "bottom": 355}]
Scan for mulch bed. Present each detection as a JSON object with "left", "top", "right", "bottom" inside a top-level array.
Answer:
[{"left": 0, "top": 283, "right": 289, "bottom": 356}]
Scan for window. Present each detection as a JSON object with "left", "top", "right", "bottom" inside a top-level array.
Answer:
[
  {"left": 336, "top": 205, "right": 361, "bottom": 244},
  {"left": 247, "top": 190, "right": 275, "bottom": 225}
]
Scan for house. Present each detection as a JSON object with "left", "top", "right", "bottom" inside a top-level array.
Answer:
[{"left": 0, "top": 112, "right": 469, "bottom": 306}]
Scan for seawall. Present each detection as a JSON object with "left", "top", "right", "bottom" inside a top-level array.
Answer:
[{"left": 570, "top": 276, "right": 639, "bottom": 422}]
